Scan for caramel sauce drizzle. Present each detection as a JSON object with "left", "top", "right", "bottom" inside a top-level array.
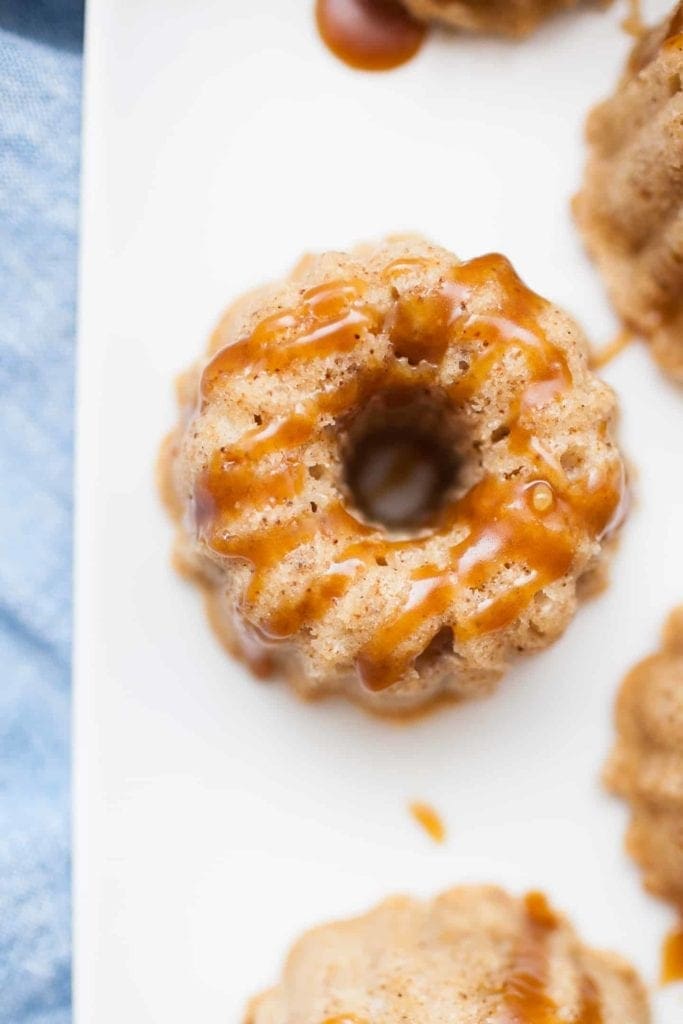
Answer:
[
  {"left": 504, "top": 893, "right": 603, "bottom": 1023},
  {"left": 194, "top": 254, "right": 623, "bottom": 692},
  {"left": 622, "top": 0, "right": 645, "bottom": 40},
  {"left": 315, "top": 0, "right": 427, "bottom": 73},
  {"left": 661, "top": 923, "right": 683, "bottom": 985},
  {"left": 202, "top": 279, "right": 378, "bottom": 389}
]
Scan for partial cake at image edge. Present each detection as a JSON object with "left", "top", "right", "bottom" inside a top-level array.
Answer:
[
  {"left": 575, "top": 1, "right": 683, "bottom": 383},
  {"left": 402, "top": 0, "right": 588, "bottom": 38},
  {"left": 245, "top": 885, "right": 650, "bottom": 1024},
  {"left": 605, "top": 605, "right": 683, "bottom": 912}
]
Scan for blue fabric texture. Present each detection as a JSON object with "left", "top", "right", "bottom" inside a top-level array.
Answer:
[{"left": 0, "top": 1, "right": 83, "bottom": 1020}]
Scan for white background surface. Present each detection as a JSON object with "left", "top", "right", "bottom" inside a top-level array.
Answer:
[{"left": 75, "top": 1, "right": 683, "bottom": 1020}]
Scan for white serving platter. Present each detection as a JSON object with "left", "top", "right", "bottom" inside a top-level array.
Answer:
[{"left": 75, "top": 1, "right": 683, "bottom": 1020}]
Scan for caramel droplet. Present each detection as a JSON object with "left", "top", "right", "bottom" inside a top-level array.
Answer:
[
  {"left": 409, "top": 801, "right": 447, "bottom": 843},
  {"left": 530, "top": 481, "right": 554, "bottom": 513},
  {"left": 504, "top": 893, "right": 604, "bottom": 1023},
  {"left": 315, "top": 0, "right": 427, "bottom": 72}
]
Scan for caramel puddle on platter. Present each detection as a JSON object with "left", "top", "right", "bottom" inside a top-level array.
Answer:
[
  {"left": 590, "top": 328, "right": 634, "bottom": 370},
  {"left": 409, "top": 801, "right": 446, "bottom": 843},
  {"left": 315, "top": 0, "right": 427, "bottom": 71},
  {"left": 661, "top": 924, "right": 683, "bottom": 985}
]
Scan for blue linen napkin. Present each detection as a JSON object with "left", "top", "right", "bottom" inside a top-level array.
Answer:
[{"left": 0, "top": 1, "right": 83, "bottom": 1019}]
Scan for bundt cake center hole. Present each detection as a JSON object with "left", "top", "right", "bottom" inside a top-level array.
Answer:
[{"left": 342, "top": 392, "right": 461, "bottom": 531}]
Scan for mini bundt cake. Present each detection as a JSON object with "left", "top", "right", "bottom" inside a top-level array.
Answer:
[
  {"left": 161, "top": 236, "right": 627, "bottom": 715},
  {"left": 402, "top": 0, "right": 583, "bottom": 37},
  {"left": 575, "top": 2, "right": 683, "bottom": 383},
  {"left": 605, "top": 606, "right": 683, "bottom": 910},
  {"left": 245, "top": 886, "right": 650, "bottom": 1024}
]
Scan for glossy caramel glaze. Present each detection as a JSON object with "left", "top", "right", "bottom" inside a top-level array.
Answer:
[
  {"left": 621, "top": 0, "right": 645, "bottom": 39},
  {"left": 505, "top": 893, "right": 604, "bottom": 1023},
  {"left": 661, "top": 925, "right": 683, "bottom": 985},
  {"left": 193, "top": 252, "right": 624, "bottom": 695},
  {"left": 409, "top": 800, "right": 446, "bottom": 842},
  {"left": 315, "top": 0, "right": 427, "bottom": 71}
]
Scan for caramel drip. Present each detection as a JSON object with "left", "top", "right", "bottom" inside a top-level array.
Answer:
[
  {"left": 355, "top": 462, "right": 604, "bottom": 689},
  {"left": 196, "top": 255, "right": 623, "bottom": 692},
  {"left": 661, "top": 924, "right": 683, "bottom": 985},
  {"left": 386, "top": 276, "right": 469, "bottom": 365},
  {"left": 195, "top": 459, "right": 307, "bottom": 527},
  {"left": 209, "top": 512, "right": 322, "bottom": 604},
  {"left": 381, "top": 255, "right": 434, "bottom": 280},
  {"left": 504, "top": 893, "right": 562, "bottom": 1023},
  {"left": 409, "top": 800, "right": 447, "bottom": 843},
  {"left": 590, "top": 329, "right": 633, "bottom": 371},
  {"left": 263, "top": 553, "right": 364, "bottom": 640},
  {"left": 577, "top": 976, "right": 605, "bottom": 1024},
  {"left": 321, "top": 1017, "right": 369, "bottom": 1024},
  {"left": 622, "top": 0, "right": 645, "bottom": 39},
  {"left": 201, "top": 279, "right": 377, "bottom": 393},
  {"left": 503, "top": 893, "right": 603, "bottom": 1024},
  {"left": 315, "top": 0, "right": 427, "bottom": 72}
]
